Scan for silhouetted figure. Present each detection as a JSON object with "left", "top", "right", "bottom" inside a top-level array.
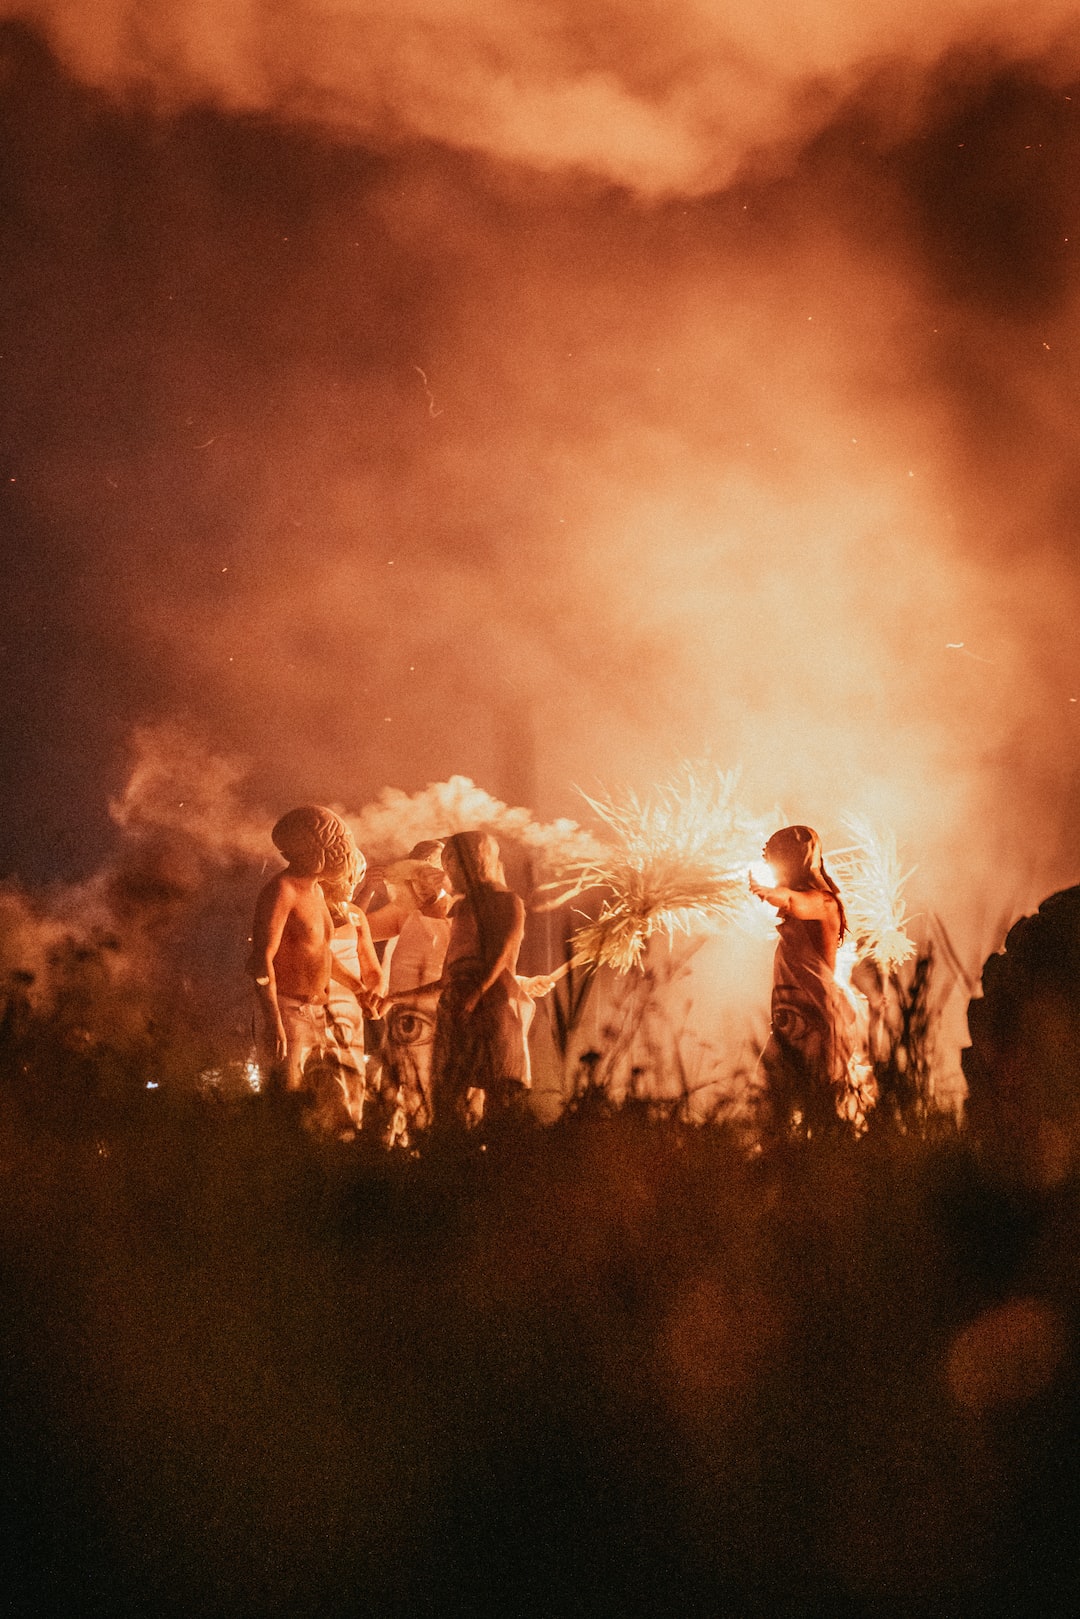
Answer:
[
  {"left": 750, "top": 824, "right": 855, "bottom": 1139},
  {"left": 431, "top": 831, "right": 526, "bottom": 1130},
  {"left": 964, "top": 883, "right": 1080, "bottom": 1187}
]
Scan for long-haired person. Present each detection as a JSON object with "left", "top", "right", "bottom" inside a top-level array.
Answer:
[
  {"left": 432, "top": 830, "right": 527, "bottom": 1130},
  {"left": 749, "top": 824, "right": 855, "bottom": 1138}
]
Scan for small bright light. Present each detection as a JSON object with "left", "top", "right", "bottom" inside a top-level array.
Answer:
[
  {"left": 834, "top": 939, "right": 859, "bottom": 990},
  {"left": 146, "top": 1081, "right": 159, "bottom": 1090},
  {"left": 749, "top": 860, "right": 774, "bottom": 889}
]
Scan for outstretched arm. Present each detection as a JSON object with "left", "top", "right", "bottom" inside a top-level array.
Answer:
[
  {"left": 516, "top": 961, "right": 571, "bottom": 999},
  {"left": 749, "top": 877, "right": 833, "bottom": 921},
  {"left": 364, "top": 900, "right": 407, "bottom": 944},
  {"left": 354, "top": 910, "right": 385, "bottom": 1011}
]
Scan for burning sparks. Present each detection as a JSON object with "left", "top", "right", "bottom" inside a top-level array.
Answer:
[
  {"left": 413, "top": 365, "right": 442, "bottom": 418},
  {"left": 544, "top": 768, "right": 916, "bottom": 979},
  {"left": 548, "top": 765, "right": 770, "bottom": 973},
  {"left": 829, "top": 815, "right": 917, "bottom": 975},
  {"left": 946, "top": 642, "right": 996, "bottom": 664}
]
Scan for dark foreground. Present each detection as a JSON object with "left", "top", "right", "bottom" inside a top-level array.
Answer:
[{"left": 1, "top": 1085, "right": 1078, "bottom": 1619}]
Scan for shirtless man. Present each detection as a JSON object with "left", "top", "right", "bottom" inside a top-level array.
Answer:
[{"left": 249, "top": 805, "right": 361, "bottom": 1094}]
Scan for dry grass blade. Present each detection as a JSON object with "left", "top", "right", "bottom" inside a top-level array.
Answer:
[
  {"left": 549, "top": 766, "right": 770, "bottom": 973},
  {"left": 829, "top": 814, "right": 917, "bottom": 974}
]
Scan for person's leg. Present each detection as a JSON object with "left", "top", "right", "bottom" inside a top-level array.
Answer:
[
  {"left": 280, "top": 1000, "right": 328, "bottom": 1092},
  {"left": 431, "top": 998, "right": 466, "bottom": 1131}
]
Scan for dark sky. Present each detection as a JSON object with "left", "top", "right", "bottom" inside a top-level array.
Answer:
[{"left": 2, "top": 4, "right": 1080, "bottom": 959}]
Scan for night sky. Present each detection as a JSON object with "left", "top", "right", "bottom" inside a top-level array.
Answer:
[{"left": 2, "top": 2, "right": 1080, "bottom": 967}]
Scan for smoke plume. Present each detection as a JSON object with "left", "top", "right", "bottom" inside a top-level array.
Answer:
[
  {"left": 6, "top": 0, "right": 1080, "bottom": 193},
  {"left": 3, "top": 3, "right": 1080, "bottom": 1057}
]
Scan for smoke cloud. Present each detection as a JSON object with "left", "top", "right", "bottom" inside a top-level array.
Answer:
[
  {"left": 0, "top": 722, "right": 596, "bottom": 1070},
  {"left": 3, "top": 3, "right": 1080, "bottom": 1068},
  {"left": 5, "top": 0, "right": 1080, "bottom": 193}
]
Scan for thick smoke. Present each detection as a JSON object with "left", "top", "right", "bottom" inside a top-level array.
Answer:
[
  {"left": 5, "top": 0, "right": 1080, "bottom": 192},
  {"left": 0, "top": 727, "right": 273, "bottom": 1073},
  {"left": 2, "top": 5, "right": 1080, "bottom": 1073},
  {"left": 0, "top": 723, "right": 595, "bottom": 1075}
]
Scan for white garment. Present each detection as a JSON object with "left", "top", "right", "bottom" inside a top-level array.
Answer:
[
  {"left": 385, "top": 910, "right": 451, "bottom": 995},
  {"left": 326, "top": 932, "right": 367, "bottom": 1126}
]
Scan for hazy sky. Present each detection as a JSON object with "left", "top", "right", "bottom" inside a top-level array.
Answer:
[{"left": 2, "top": 2, "right": 1080, "bottom": 960}]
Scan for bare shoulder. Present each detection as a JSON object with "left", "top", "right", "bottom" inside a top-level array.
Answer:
[{"left": 257, "top": 870, "right": 298, "bottom": 905}]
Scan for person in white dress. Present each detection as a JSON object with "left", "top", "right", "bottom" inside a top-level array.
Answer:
[{"left": 362, "top": 841, "right": 453, "bottom": 1141}]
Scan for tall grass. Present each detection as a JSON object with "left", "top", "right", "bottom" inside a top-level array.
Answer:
[{"left": 2, "top": 962, "right": 1079, "bottom": 1618}]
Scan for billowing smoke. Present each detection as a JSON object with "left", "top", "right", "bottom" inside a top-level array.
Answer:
[
  {"left": 5, "top": 0, "right": 1080, "bottom": 192},
  {"left": 0, "top": 727, "right": 272, "bottom": 1076},
  {"left": 3, "top": 3, "right": 1080, "bottom": 1074},
  {"left": 0, "top": 724, "right": 594, "bottom": 1077}
]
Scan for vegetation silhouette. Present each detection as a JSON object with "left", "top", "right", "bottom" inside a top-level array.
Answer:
[{"left": 1, "top": 914, "right": 1079, "bottom": 1618}]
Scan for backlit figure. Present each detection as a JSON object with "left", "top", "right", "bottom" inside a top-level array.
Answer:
[
  {"left": 319, "top": 850, "right": 383, "bottom": 1135},
  {"left": 432, "top": 830, "right": 527, "bottom": 1130},
  {"left": 750, "top": 824, "right": 855, "bottom": 1138}
]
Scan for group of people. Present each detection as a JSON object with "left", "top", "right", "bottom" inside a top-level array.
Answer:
[
  {"left": 247, "top": 806, "right": 556, "bottom": 1140},
  {"left": 248, "top": 804, "right": 858, "bottom": 1143}
]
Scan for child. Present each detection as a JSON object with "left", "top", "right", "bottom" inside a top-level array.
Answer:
[
  {"left": 363, "top": 841, "right": 454, "bottom": 1139},
  {"left": 318, "top": 849, "right": 383, "bottom": 1133}
]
